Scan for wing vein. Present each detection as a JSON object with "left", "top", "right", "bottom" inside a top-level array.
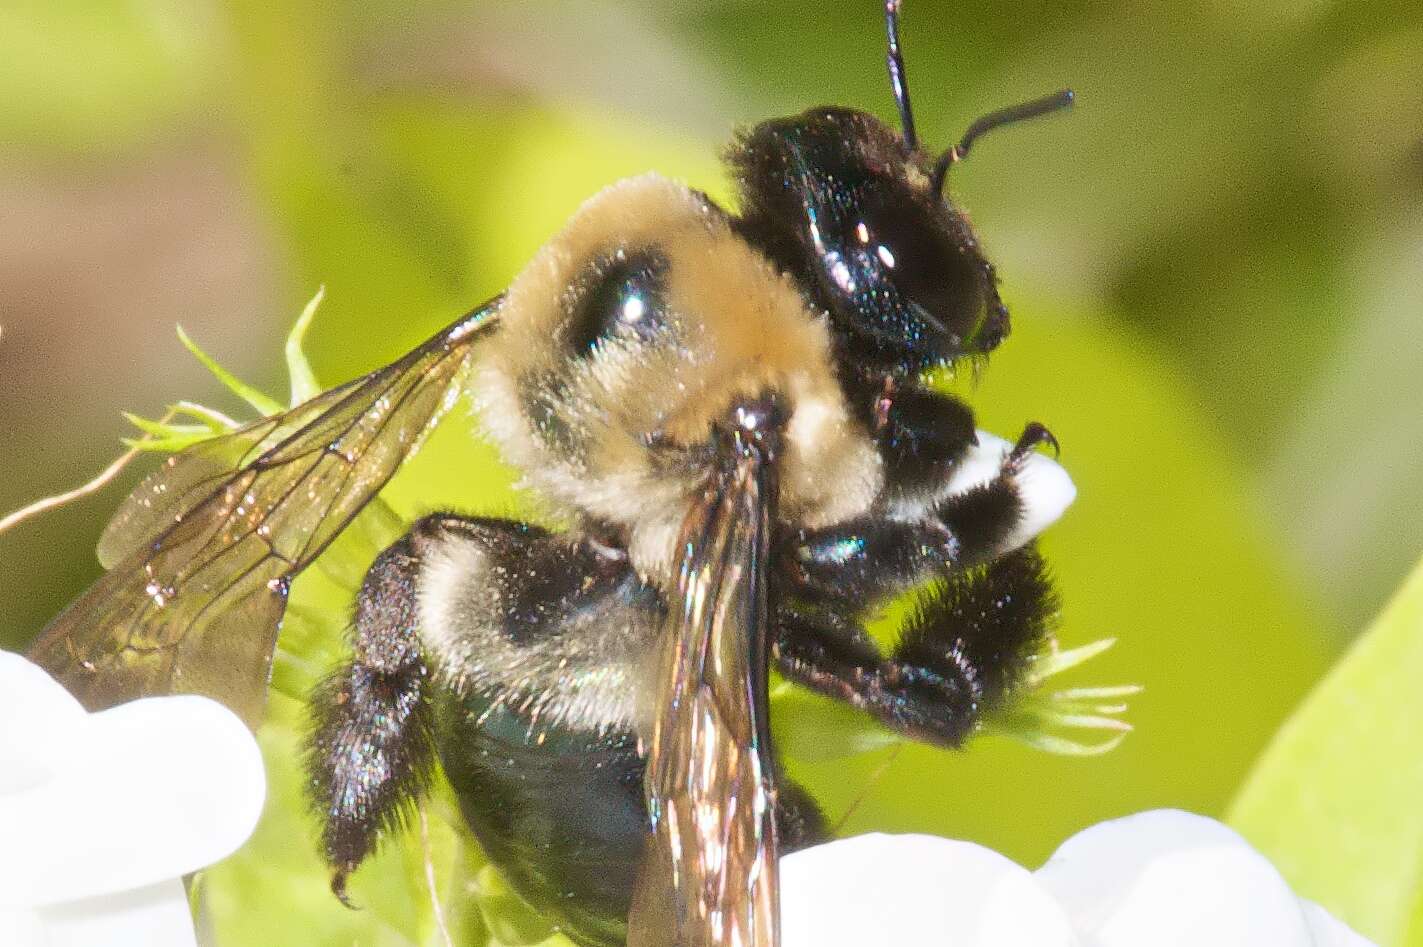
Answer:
[{"left": 27, "top": 301, "right": 501, "bottom": 726}]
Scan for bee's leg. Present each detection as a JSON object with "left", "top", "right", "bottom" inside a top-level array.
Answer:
[
  {"left": 871, "top": 386, "right": 979, "bottom": 505},
  {"left": 306, "top": 528, "right": 439, "bottom": 903},
  {"left": 775, "top": 546, "right": 1055, "bottom": 748},
  {"left": 865, "top": 377, "right": 1072, "bottom": 565},
  {"left": 932, "top": 422, "right": 1073, "bottom": 563},
  {"left": 776, "top": 778, "right": 829, "bottom": 851},
  {"left": 784, "top": 517, "right": 960, "bottom": 605}
]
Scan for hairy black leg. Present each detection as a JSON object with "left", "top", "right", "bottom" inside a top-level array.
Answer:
[
  {"left": 876, "top": 386, "right": 979, "bottom": 503},
  {"left": 775, "top": 546, "right": 1056, "bottom": 748},
  {"left": 834, "top": 365, "right": 981, "bottom": 509},
  {"left": 774, "top": 602, "right": 980, "bottom": 746},
  {"left": 785, "top": 517, "right": 958, "bottom": 605},
  {"left": 894, "top": 544, "right": 1056, "bottom": 710},
  {"left": 306, "top": 516, "right": 465, "bottom": 901},
  {"left": 776, "top": 778, "right": 828, "bottom": 852},
  {"left": 934, "top": 422, "right": 1059, "bottom": 562},
  {"left": 787, "top": 409, "right": 1052, "bottom": 598}
]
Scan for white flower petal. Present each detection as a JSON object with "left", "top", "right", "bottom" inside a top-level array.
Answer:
[
  {"left": 782, "top": 833, "right": 1077, "bottom": 946},
  {"left": 0, "top": 907, "right": 45, "bottom": 947},
  {"left": 0, "top": 692, "right": 265, "bottom": 907},
  {"left": 1035, "top": 810, "right": 1314, "bottom": 947},
  {"left": 1299, "top": 899, "right": 1375, "bottom": 946},
  {"left": 0, "top": 651, "right": 86, "bottom": 793},
  {"left": 35, "top": 879, "right": 198, "bottom": 947}
]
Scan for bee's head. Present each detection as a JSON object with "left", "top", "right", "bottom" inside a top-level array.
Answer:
[
  {"left": 729, "top": 107, "right": 1008, "bottom": 373},
  {"left": 726, "top": 1, "right": 1071, "bottom": 375}
]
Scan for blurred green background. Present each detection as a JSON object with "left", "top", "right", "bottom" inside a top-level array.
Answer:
[{"left": 1, "top": 0, "right": 1421, "bottom": 941}]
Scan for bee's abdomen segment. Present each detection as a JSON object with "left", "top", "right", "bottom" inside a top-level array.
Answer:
[
  {"left": 407, "top": 511, "right": 834, "bottom": 945},
  {"left": 438, "top": 701, "right": 646, "bottom": 947},
  {"left": 415, "top": 517, "right": 661, "bottom": 736},
  {"left": 437, "top": 695, "right": 829, "bottom": 947},
  {"left": 387, "top": 515, "right": 650, "bottom": 945}
]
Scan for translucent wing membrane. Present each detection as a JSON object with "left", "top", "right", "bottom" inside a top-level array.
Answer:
[
  {"left": 96, "top": 382, "right": 361, "bottom": 570},
  {"left": 28, "top": 301, "right": 501, "bottom": 727},
  {"left": 630, "top": 440, "right": 780, "bottom": 947}
]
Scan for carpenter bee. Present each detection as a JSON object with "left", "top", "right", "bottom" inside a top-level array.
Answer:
[{"left": 27, "top": 3, "right": 1077, "bottom": 945}]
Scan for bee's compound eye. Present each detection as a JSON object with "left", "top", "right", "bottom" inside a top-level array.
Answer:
[
  {"left": 854, "top": 192, "right": 992, "bottom": 354},
  {"left": 564, "top": 248, "right": 670, "bottom": 355}
]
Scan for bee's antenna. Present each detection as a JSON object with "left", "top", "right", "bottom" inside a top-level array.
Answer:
[
  {"left": 931, "top": 88, "right": 1075, "bottom": 195},
  {"left": 885, "top": 0, "right": 919, "bottom": 151}
]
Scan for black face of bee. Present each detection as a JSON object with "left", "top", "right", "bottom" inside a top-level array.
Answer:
[{"left": 729, "top": 107, "right": 1008, "bottom": 375}]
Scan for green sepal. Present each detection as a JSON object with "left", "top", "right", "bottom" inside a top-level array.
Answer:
[
  {"left": 175, "top": 324, "right": 284, "bottom": 417},
  {"left": 284, "top": 287, "right": 324, "bottom": 405}
]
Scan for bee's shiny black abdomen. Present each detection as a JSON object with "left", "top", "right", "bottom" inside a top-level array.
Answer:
[
  {"left": 437, "top": 693, "right": 645, "bottom": 947},
  {"left": 436, "top": 686, "right": 831, "bottom": 947}
]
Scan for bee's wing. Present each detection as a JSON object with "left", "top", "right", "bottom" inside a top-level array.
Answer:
[
  {"left": 629, "top": 438, "right": 781, "bottom": 947},
  {"left": 95, "top": 384, "right": 369, "bottom": 570},
  {"left": 27, "top": 300, "right": 501, "bottom": 728}
]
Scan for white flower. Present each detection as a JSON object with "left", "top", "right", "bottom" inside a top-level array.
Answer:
[
  {"left": 781, "top": 810, "right": 1374, "bottom": 946},
  {"left": 0, "top": 651, "right": 265, "bottom": 947}
]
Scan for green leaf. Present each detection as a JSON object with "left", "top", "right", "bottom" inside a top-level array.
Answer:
[{"left": 1228, "top": 555, "right": 1423, "bottom": 945}]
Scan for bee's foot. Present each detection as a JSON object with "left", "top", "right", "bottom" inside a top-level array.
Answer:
[{"left": 1008, "top": 421, "right": 1059, "bottom": 470}]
